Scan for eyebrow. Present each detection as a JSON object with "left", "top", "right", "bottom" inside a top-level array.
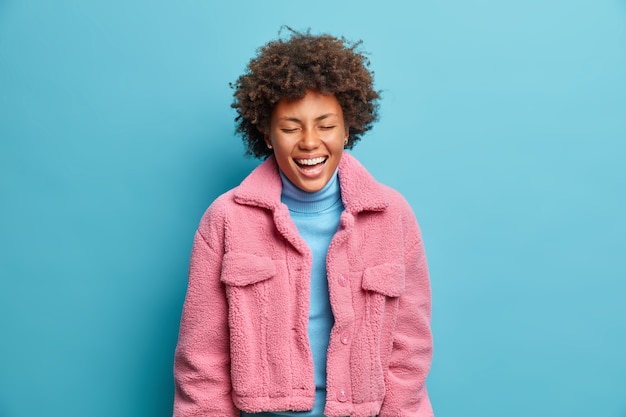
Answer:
[{"left": 279, "top": 113, "right": 338, "bottom": 123}]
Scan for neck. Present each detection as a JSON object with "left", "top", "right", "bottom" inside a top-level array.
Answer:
[{"left": 279, "top": 169, "right": 341, "bottom": 214}]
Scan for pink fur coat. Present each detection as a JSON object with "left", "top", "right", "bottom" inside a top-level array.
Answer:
[{"left": 173, "top": 153, "right": 433, "bottom": 417}]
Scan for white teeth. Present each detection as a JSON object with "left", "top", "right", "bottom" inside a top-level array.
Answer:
[{"left": 297, "top": 157, "right": 326, "bottom": 166}]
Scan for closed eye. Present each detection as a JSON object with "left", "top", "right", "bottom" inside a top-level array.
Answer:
[{"left": 319, "top": 125, "right": 336, "bottom": 130}]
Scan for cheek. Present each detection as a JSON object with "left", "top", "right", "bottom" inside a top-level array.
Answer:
[
  {"left": 272, "top": 141, "right": 293, "bottom": 160},
  {"left": 334, "top": 134, "right": 348, "bottom": 150}
]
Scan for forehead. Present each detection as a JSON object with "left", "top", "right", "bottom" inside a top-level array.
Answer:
[{"left": 272, "top": 90, "right": 343, "bottom": 119}]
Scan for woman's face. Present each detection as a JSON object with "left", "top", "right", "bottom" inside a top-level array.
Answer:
[{"left": 265, "top": 90, "right": 349, "bottom": 192}]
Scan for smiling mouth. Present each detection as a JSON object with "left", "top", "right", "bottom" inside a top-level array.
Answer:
[
  {"left": 294, "top": 157, "right": 328, "bottom": 175},
  {"left": 295, "top": 156, "right": 327, "bottom": 166}
]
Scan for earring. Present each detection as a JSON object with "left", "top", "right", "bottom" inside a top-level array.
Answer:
[
  {"left": 267, "top": 143, "right": 273, "bottom": 149},
  {"left": 344, "top": 138, "right": 348, "bottom": 146}
]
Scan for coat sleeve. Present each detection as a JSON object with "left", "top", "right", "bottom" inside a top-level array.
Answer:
[
  {"left": 379, "top": 210, "right": 434, "bottom": 417},
  {"left": 173, "top": 208, "right": 239, "bottom": 417}
]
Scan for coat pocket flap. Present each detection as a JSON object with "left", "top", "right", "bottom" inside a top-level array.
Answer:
[
  {"left": 361, "top": 263, "right": 406, "bottom": 297},
  {"left": 221, "top": 251, "right": 276, "bottom": 286}
]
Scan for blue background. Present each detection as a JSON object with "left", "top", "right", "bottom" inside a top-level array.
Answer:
[{"left": 1, "top": 1, "right": 625, "bottom": 416}]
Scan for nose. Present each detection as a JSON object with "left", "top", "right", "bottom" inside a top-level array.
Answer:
[{"left": 298, "top": 127, "right": 320, "bottom": 150}]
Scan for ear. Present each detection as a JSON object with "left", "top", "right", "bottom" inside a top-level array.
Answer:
[{"left": 264, "top": 132, "right": 273, "bottom": 149}]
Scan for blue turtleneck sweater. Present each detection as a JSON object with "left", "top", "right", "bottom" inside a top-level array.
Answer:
[{"left": 241, "top": 170, "right": 344, "bottom": 417}]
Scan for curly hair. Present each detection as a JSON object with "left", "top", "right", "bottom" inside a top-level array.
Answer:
[{"left": 231, "top": 28, "right": 380, "bottom": 159}]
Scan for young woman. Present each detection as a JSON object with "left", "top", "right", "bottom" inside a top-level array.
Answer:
[{"left": 173, "top": 29, "right": 434, "bottom": 417}]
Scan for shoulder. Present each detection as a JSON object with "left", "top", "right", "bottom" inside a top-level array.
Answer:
[
  {"left": 341, "top": 153, "right": 416, "bottom": 216},
  {"left": 197, "top": 157, "right": 280, "bottom": 233},
  {"left": 375, "top": 182, "right": 422, "bottom": 235},
  {"left": 200, "top": 188, "right": 237, "bottom": 220},
  {"left": 379, "top": 183, "right": 413, "bottom": 212},
  {"left": 194, "top": 188, "right": 238, "bottom": 246}
]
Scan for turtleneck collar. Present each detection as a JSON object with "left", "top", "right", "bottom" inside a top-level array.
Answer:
[{"left": 279, "top": 168, "right": 342, "bottom": 214}]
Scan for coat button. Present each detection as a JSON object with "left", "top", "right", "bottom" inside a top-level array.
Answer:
[
  {"left": 341, "top": 333, "right": 350, "bottom": 345},
  {"left": 338, "top": 275, "right": 347, "bottom": 287},
  {"left": 337, "top": 388, "right": 348, "bottom": 402}
]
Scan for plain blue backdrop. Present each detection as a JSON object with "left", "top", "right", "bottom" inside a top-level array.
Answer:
[{"left": 1, "top": 1, "right": 625, "bottom": 416}]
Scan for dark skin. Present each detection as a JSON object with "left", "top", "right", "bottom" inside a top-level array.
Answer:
[{"left": 231, "top": 29, "right": 380, "bottom": 159}]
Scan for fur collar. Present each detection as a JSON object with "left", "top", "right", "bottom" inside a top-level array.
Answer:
[{"left": 233, "top": 153, "right": 388, "bottom": 214}]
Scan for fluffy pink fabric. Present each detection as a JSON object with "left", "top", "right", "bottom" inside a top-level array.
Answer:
[{"left": 173, "top": 153, "right": 433, "bottom": 417}]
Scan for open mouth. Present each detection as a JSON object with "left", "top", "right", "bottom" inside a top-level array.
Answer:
[{"left": 294, "top": 156, "right": 328, "bottom": 175}]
